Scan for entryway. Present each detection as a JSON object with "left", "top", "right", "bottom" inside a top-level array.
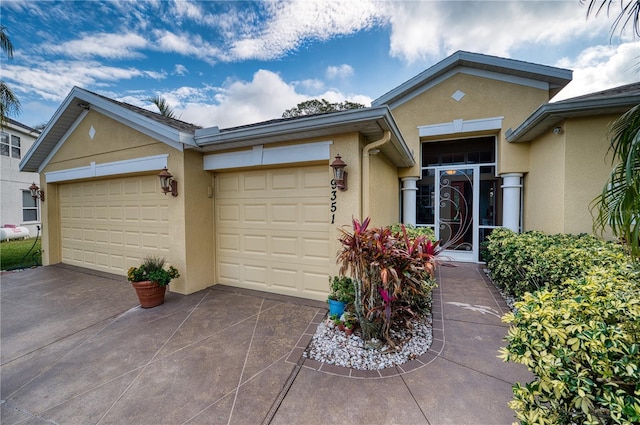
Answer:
[{"left": 416, "top": 137, "right": 502, "bottom": 262}]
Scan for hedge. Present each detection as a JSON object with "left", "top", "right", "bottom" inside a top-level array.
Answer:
[
  {"left": 486, "top": 228, "right": 627, "bottom": 299},
  {"left": 500, "top": 267, "right": 640, "bottom": 424}
]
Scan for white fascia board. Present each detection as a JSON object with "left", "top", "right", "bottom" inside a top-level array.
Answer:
[
  {"left": 45, "top": 154, "right": 168, "bottom": 183},
  {"left": 204, "top": 141, "right": 332, "bottom": 170},
  {"left": 20, "top": 88, "right": 82, "bottom": 172},
  {"left": 419, "top": 117, "right": 504, "bottom": 138},
  {"left": 37, "top": 109, "right": 89, "bottom": 173}
]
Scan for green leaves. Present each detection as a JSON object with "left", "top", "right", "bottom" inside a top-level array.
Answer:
[
  {"left": 335, "top": 218, "right": 438, "bottom": 345},
  {"left": 502, "top": 268, "right": 640, "bottom": 424},
  {"left": 486, "top": 228, "right": 626, "bottom": 299}
]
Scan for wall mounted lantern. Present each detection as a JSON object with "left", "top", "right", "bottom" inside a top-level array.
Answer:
[
  {"left": 158, "top": 167, "right": 178, "bottom": 196},
  {"left": 29, "top": 182, "right": 45, "bottom": 202},
  {"left": 330, "top": 154, "right": 348, "bottom": 191}
]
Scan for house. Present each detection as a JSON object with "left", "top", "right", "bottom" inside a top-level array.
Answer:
[
  {"left": 19, "top": 51, "right": 640, "bottom": 301},
  {"left": 1, "top": 118, "right": 42, "bottom": 238}
]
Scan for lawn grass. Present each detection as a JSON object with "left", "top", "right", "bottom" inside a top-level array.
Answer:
[{"left": 1, "top": 238, "right": 42, "bottom": 271}]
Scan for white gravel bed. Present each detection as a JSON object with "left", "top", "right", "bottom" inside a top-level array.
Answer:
[{"left": 304, "top": 315, "right": 433, "bottom": 370}]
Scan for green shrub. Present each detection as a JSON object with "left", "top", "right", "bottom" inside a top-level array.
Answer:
[
  {"left": 328, "top": 275, "right": 355, "bottom": 304},
  {"left": 500, "top": 268, "right": 640, "bottom": 424},
  {"left": 487, "top": 228, "right": 626, "bottom": 299},
  {"left": 389, "top": 223, "right": 435, "bottom": 242}
]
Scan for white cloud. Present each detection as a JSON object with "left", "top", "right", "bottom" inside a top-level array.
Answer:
[
  {"left": 178, "top": 70, "right": 304, "bottom": 127},
  {"left": 229, "top": 0, "right": 383, "bottom": 60},
  {"left": 552, "top": 41, "right": 640, "bottom": 101},
  {"left": 169, "top": 70, "right": 371, "bottom": 128},
  {"left": 2, "top": 60, "right": 166, "bottom": 101},
  {"left": 326, "top": 64, "right": 354, "bottom": 80},
  {"left": 41, "top": 33, "right": 149, "bottom": 59},
  {"left": 153, "top": 30, "right": 223, "bottom": 63},
  {"left": 382, "top": 1, "right": 614, "bottom": 63},
  {"left": 173, "top": 64, "right": 188, "bottom": 76}
]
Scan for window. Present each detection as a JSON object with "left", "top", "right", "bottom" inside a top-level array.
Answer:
[
  {"left": 1, "top": 132, "right": 21, "bottom": 158},
  {"left": 0, "top": 132, "right": 8, "bottom": 156},
  {"left": 11, "top": 135, "right": 21, "bottom": 158},
  {"left": 22, "top": 190, "right": 38, "bottom": 222}
]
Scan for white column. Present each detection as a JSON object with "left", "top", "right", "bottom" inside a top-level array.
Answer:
[
  {"left": 401, "top": 177, "right": 419, "bottom": 225},
  {"left": 501, "top": 173, "right": 523, "bottom": 232}
]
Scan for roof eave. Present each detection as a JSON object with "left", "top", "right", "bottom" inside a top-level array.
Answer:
[
  {"left": 507, "top": 95, "right": 640, "bottom": 143},
  {"left": 195, "top": 107, "right": 415, "bottom": 168},
  {"left": 20, "top": 87, "right": 196, "bottom": 173}
]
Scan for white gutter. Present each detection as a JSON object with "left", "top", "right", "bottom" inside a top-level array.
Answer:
[{"left": 361, "top": 130, "right": 391, "bottom": 220}]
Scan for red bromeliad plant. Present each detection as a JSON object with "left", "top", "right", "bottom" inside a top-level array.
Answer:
[{"left": 336, "top": 217, "right": 440, "bottom": 346}]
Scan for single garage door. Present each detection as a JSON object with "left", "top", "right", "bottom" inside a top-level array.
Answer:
[
  {"left": 59, "top": 175, "right": 170, "bottom": 275},
  {"left": 215, "top": 166, "right": 330, "bottom": 300}
]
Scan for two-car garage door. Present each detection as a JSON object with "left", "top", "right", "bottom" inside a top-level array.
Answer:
[
  {"left": 215, "top": 166, "right": 330, "bottom": 300},
  {"left": 59, "top": 175, "right": 169, "bottom": 275},
  {"left": 58, "top": 167, "right": 331, "bottom": 300}
]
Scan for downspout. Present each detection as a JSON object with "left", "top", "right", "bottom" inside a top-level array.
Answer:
[{"left": 361, "top": 130, "right": 391, "bottom": 220}]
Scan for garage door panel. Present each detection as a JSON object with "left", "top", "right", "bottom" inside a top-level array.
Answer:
[
  {"left": 302, "top": 238, "right": 330, "bottom": 260},
  {"left": 244, "top": 174, "right": 267, "bottom": 191},
  {"left": 60, "top": 176, "right": 170, "bottom": 275},
  {"left": 219, "top": 261, "right": 240, "bottom": 280},
  {"left": 271, "top": 172, "right": 296, "bottom": 191},
  {"left": 271, "top": 236, "right": 297, "bottom": 257},
  {"left": 245, "top": 265, "right": 268, "bottom": 285},
  {"left": 302, "top": 204, "right": 329, "bottom": 224},
  {"left": 244, "top": 204, "right": 268, "bottom": 223},
  {"left": 271, "top": 267, "right": 297, "bottom": 288}
]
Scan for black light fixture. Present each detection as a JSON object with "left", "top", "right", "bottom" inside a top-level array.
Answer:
[
  {"left": 158, "top": 167, "right": 178, "bottom": 196},
  {"left": 29, "top": 182, "right": 45, "bottom": 201},
  {"left": 330, "top": 154, "right": 348, "bottom": 191}
]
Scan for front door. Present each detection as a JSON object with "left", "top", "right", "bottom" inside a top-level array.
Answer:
[{"left": 437, "top": 167, "right": 476, "bottom": 261}]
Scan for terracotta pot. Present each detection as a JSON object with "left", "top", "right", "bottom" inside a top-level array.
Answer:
[{"left": 131, "top": 280, "right": 166, "bottom": 308}]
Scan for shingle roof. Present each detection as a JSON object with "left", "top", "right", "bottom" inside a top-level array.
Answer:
[{"left": 85, "top": 89, "right": 202, "bottom": 133}]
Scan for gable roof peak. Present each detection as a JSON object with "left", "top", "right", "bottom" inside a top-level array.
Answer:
[{"left": 372, "top": 50, "right": 573, "bottom": 108}]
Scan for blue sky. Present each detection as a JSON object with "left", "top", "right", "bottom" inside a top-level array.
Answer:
[{"left": 2, "top": 0, "right": 639, "bottom": 129}]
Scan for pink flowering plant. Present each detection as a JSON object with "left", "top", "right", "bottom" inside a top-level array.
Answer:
[{"left": 336, "top": 217, "right": 439, "bottom": 346}]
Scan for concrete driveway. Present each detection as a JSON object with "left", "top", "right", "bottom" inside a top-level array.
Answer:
[{"left": 1, "top": 263, "right": 532, "bottom": 424}]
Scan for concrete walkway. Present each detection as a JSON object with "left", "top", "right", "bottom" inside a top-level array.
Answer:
[{"left": 1, "top": 263, "right": 531, "bottom": 424}]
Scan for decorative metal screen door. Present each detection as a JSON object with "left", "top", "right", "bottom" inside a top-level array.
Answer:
[{"left": 437, "top": 167, "right": 476, "bottom": 261}]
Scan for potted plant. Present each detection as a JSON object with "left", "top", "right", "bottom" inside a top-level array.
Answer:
[
  {"left": 127, "top": 256, "right": 180, "bottom": 308},
  {"left": 327, "top": 275, "right": 355, "bottom": 317},
  {"left": 342, "top": 311, "right": 357, "bottom": 336}
]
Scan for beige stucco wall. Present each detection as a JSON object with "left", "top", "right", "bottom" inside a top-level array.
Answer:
[
  {"left": 367, "top": 152, "right": 400, "bottom": 227},
  {"left": 389, "top": 73, "right": 550, "bottom": 177},
  {"left": 563, "top": 115, "right": 618, "bottom": 236},
  {"left": 524, "top": 128, "right": 566, "bottom": 233},
  {"left": 174, "top": 149, "right": 215, "bottom": 294},
  {"left": 524, "top": 114, "right": 619, "bottom": 237}
]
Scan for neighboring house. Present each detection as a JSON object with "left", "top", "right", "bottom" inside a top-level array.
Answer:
[
  {"left": 1, "top": 118, "right": 42, "bottom": 237},
  {"left": 19, "top": 51, "right": 640, "bottom": 301}
]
